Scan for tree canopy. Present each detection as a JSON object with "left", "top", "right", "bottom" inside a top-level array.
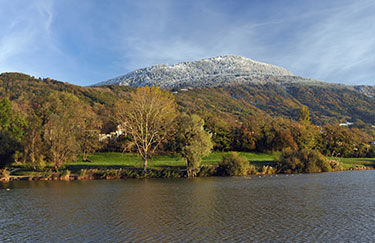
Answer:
[
  {"left": 116, "top": 86, "right": 177, "bottom": 172},
  {"left": 176, "top": 114, "right": 213, "bottom": 177}
]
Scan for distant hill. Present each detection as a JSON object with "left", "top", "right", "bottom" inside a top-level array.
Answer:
[
  {"left": 175, "top": 83, "right": 375, "bottom": 125},
  {"left": 2, "top": 62, "right": 375, "bottom": 126}
]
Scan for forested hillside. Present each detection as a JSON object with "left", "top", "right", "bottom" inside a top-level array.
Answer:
[
  {"left": 175, "top": 83, "right": 375, "bottom": 125},
  {"left": 2, "top": 72, "right": 375, "bottom": 126},
  {"left": 2, "top": 72, "right": 375, "bottom": 173}
]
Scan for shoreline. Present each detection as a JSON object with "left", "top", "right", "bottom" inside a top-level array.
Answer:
[{"left": 1, "top": 165, "right": 373, "bottom": 183}]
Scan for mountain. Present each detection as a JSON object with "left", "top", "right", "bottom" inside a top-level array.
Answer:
[
  {"left": 94, "top": 55, "right": 295, "bottom": 88},
  {"left": 2, "top": 53, "right": 375, "bottom": 127},
  {"left": 94, "top": 54, "right": 365, "bottom": 93},
  {"left": 92, "top": 55, "right": 375, "bottom": 125}
]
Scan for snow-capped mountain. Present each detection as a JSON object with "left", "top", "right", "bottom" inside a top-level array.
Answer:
[{"left": 94, "top": 55, "right": 295, "bottom": 88}]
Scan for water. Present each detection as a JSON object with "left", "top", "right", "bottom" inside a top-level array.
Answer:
[{"left": 1, "top": 171, "right": 375, "bottom": 242}]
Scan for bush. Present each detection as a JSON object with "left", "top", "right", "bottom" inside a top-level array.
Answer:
[
  {"left": 78, "top": 169, "right": 99, "bottom": 180},
  {"left": 120, "top": 168, "right": 145, "bottom": 178},
  {"left": 328, "top": 160, "right": 343, "bottom": 171},
  {"left": 36, "top": 159, "right": 46, "bottom": 171},
  {"left": 159, "top": 168, "right": 183, "bottom": 178},
  {"left": 93, "top": 169, "right": 106, "bottom": 179},
  {"left": 42, "top": 169, "right": 53, "bottom": 179},
  {"left": 276, "top": 148, "right": 331, "bottom": 174},
  {"left": 104, "top": 169, "right": 122, "bottom": 179},
  {"left": 0, "top": 130, "right": 22, "bottom": 169},
  {"left": 217, "top": 152, "right": 252, "bottom": 176},
  {"left": 198, "top": 165, "right": 217, "bottom": 177},
  {"left": 248, "top": 165, "right": 257, "bottom": 175},
  {"left": 262, "top": 165, "right": 276, "bottom": 175},
  {"left": 0, "top": 169, "right": 10, "bottom": 181},
  {"left": 79, "top": 169, "right": 88, "bottom": 179},
  {"left": 59, "top": 170, "right": 71, "bottom": 181}
]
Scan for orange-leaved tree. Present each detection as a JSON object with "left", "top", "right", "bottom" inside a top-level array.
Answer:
[{"left": 116, "top": 86, "right": 177, "bottom": 172}]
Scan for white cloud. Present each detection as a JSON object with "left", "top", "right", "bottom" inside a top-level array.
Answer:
[
  {"left": 0, "top": 1, "right": 56, "bottom": 74},
  {"left": 279, "top": 0, "right": 375, "bottom": 84},
  {"left": 116, "top": 2, "right": 265, "bottom": 72},
  {"left": 0, "top": 0, "right": 373, "bottom": 85},
  {"left": 115, "top": 0, "right": 374, "bottom": 85}
]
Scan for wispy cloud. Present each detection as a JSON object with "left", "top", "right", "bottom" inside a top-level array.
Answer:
[
  {"left": 0, "top": 1, "right": 56, "bottom": 75},
  {"left": 116, "top": 0, "right": 265, "bottom": 71},
  {"left": 283, "top": 0, "right": 375, "bottom": 84},
  {"left": 115, "top": 0, "right": 374, "bottom": 85},
  {"left": 0, "top": 0, "right": 374, "bottom": 85}
]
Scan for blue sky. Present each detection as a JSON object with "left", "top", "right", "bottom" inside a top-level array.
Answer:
[{"left": 0, "top": 0, "right": 374, "bottom": 86}]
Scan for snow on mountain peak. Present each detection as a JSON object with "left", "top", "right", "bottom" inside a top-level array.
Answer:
[{"left": 95, "top": 55, "right": 293, "bottom": 88}]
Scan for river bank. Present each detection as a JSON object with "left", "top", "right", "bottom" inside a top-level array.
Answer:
[
  {"left": 2, "top": 152, "right": 374, "bottom": 183},
  {"left": 1, "top": 164, "right": 374, "bottom": 183}
]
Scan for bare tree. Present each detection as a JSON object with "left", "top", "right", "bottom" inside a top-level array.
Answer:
[{"left": 116, "top": 86, "right": 177, "bottom": 172}]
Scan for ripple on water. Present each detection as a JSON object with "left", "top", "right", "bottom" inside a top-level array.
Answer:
[{"left": 1, "top": 171, "right": 375, "bottom": 242}]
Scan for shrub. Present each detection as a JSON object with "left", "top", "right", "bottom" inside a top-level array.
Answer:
[
  {"left": 93, "top": 170, "right": 106, "bottom": 179},
  {"left": 0, "top": 130, "right": 22, "bottom": 169},
  {"left": 248, "top": 165, "right": 257, "bottom": 175},
  {"left": 78, "top": 169, "right": 99, "bottom": 180},
  {"left": 159, "top": 168, "right": 183, "bottom": 178},
  {"left": 198, "top": 165, "right": 217, "bottom": 177},
  {"left": 79, "top": 169, "right": 88, "bottom": 179},
  {"left": 59, "top": 170, "right": 71, "bottom": 181},
  {"left": 0, "top": 169, "right": 10, "bottom": 181},
  {"left": 36, "top": 159, "right": 46, "bottom": 171},
  {"left": 276, "top": 148, "right": 331, "bottom": 174},
  {"left": 329, "top": 160, "right": 343, "bottom": 171},
  {"left": 105, "top": 169, "right": 122, "bottom": 179},
  {"left": 42, "top": 169, "right": 53, "bottom": 179},
  {"left": 217, "top": 152, "right": 251, "bottom": 176},
  {"left": 276, "top": 148, "right": 304, "bottom": 173},
  {"left": 120, "top": 168, "right": 145, "bottom": 179},
  {"left": 262, "top": 165, "right": 276, "bottom": 175}
]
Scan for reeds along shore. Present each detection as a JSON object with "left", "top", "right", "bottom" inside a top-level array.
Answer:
[{"left": 1, "top": 165, "right": 374, "bottom": 183}]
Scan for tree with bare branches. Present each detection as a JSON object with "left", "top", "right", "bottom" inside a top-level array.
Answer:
[{"left": 115, "top": 86, "right": 177, "bottom": 172}]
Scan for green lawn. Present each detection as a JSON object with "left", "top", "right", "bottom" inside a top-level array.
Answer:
[
  {"left": 64, "top": 151, "right": 276, "bottom": 172},
  {"left": 13, "top": 152, "right": 374, "bottom": 175},
  {"left": 328, "top": 157, "right": 375, "bottom": 169}
]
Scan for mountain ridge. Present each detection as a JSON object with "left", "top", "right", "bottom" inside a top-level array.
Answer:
[
  {"left": 1, "top": 72, "right": 375, "bottom": 125},
  {"left": 94, "top": 55, "right": 294, "bottom": 88},
  {"left": 93, "top": 55, "right": 375, "bottom": 99}
]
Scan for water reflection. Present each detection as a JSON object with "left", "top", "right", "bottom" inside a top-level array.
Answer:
[{"left": 1, "top": 171, "right": 375, "bottom": 242}]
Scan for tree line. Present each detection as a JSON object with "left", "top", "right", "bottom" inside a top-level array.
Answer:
[{"left": 1, "top": 86, "right": 375, "bottom": 176}]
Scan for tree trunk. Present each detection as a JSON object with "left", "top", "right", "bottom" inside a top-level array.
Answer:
[
  {"left": 144, "top": 157, "right": 148, "bottom": 173},
  {"left": 82, "top": 151, "right": 88, "bottom": 162},
  {"left": 187, "top": 168, "right": 192, "bottom": 177}
]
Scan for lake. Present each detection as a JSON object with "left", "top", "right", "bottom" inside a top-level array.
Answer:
[{"left": 1, "top": 171, "right": 375, "bottom": 242}]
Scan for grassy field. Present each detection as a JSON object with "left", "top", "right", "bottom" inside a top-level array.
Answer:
[
  {"left": 12, "top": 152, "right": 375, "bottom": 176},
  {"left": 329, "top": 157, "right": 375, "bottom": 169},
  {"left": 63, "top": 152, "right": 276, "bottom": 172},
  {"left": 64, "top": 153, "right": 375, "bottom": 171}
]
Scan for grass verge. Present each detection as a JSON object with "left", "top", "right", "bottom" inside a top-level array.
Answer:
[
  {"left": 328, "top": 157, "right": 375, "bottom": 169},
  {"left": 64, "top": 151, "right": 275, "bottom": 172}
]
